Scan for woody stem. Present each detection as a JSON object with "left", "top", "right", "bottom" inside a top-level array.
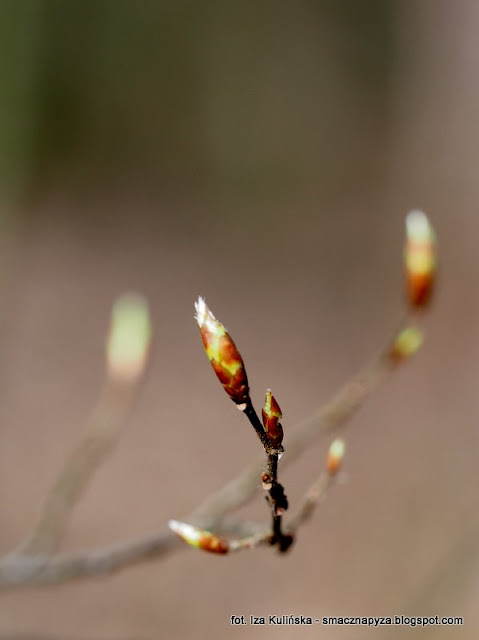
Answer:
[
  {"left": 243, "top": 402, "right": 274, "bottom": 451},
  {"left": 242, "top": 401, "right": 290, "bottom": 550}
]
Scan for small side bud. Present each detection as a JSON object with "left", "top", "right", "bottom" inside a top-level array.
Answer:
[
  {"left": 327, "top": 438, "right": 345, "bottom": 476},
  {"left": 404, "top": 210, "right": 437, "bottom": 308},
  {"left": 389, "top": 326, "right": 423, "bottom": 363},
  {"left": 169, "top": 520, "right": 229, "bottom": 554},
  {"left": 194, "top": 297, "right": 250, "bottom": 406},
  {"left": 106, "top": 293, "right": 152, "bottom": 383},
  {"left": 262, "top": 389, "right": 284, "bottom": 447},
  {"left": 261, "top": 472, "right": 272, "bottom": 490},
  {"left": 388, "top": 327, "right": 424, "bottom": 364}
]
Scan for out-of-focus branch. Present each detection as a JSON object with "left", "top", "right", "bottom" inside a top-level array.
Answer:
[
  {"left": 18, "top": 294, "right": 152, "bottom": 555},
  {"left": 2, "top": 531, "right": 176, "bottom": 586},
  {"left": 287, "top": 438, "right": 345, "bottom": 535},
  {"left": 1, "top": 517, "right": 269, "bottom": 586}
]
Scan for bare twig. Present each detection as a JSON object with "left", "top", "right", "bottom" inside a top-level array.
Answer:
[
  {"left": 287, "top": 471, "right": 335, "bottom": 534},
  {"left": 17, "top": 293, "right": 152, "bottom": 556},
  {"left": 2, "top": 531, "right": 176, "bottom": 586}
]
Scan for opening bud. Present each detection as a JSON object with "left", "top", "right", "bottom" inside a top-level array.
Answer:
[
  {"left": 262, "top": 389, "right": 284, "bottom": 447},
  {"left": 327, "top": 438, "right": 346, "bottom": 476},
  {"left": 194, "top": 297, "right": 250, "bottom": 406},
  {"left": 106, "top": 293, "right": 152, "bottom": 383},
  {"left": 405, "top": 210, "right": 436, "bottom": 308},
  {"left": 168, "top": 520, "right": 229, "bottom": 554}
]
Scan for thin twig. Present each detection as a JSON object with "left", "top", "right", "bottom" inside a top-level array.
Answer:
[
  {"left": 243, "top": 398, "right": 289, "bottom": 549},
  {"left": 229, "top": 530, "right": 271, "bottom": 552},
  {"left": 287, "top": 471, "right": 335, "bottom": 534}
]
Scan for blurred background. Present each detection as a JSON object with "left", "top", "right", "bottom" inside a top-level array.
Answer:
[{"left": 0, "top": 0, "right": 478, "bottom": 638}]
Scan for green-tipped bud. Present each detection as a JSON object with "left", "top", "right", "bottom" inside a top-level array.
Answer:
[
  {"left": 405, "top": 210, "right": 437, "bottom": 308},
  {"left": 106, "top": 293, "right": 152, "bottom": 383},
  {"left": 327, "top": 438, "right": 345, "bottom": 476},
  {"left": 262, "top": 389, "right": 283, "bottom": 447},
  {"left": 389, "top": 326, "right": 423, "bottom": 363},
  {"left": 169, "top": 520, "right": 229, "bottom": 554},
  {"left": 194, "top": 297, "right": 250, "bottom": 407}
]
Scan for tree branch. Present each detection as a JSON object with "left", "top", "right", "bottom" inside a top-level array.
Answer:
[{"left": 0, "top": 317, "right": 416, "bottom": 587}]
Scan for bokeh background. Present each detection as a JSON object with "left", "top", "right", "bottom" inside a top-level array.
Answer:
[{"left": 0, "top": 1, "right": 478, "bottom": 638}]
